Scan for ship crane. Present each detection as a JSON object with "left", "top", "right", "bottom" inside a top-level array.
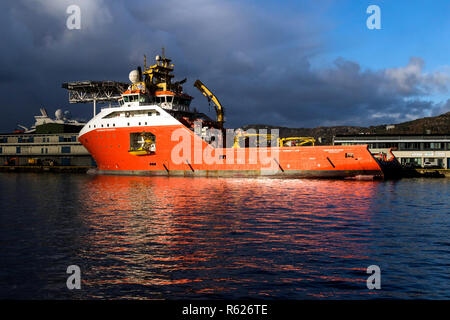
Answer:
[{"left": 194, "top": 80, "right": 225, "bottom": 129}]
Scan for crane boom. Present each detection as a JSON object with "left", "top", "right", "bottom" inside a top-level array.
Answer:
[{"left": 194, "top": 80, "right": 225, "bottom": 128}]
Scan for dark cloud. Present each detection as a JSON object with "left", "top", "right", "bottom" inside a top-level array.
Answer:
[{"left": 0, "top": 0, "right": 448, "bottom": 132}]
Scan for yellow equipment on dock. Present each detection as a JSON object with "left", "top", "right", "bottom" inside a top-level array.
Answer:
[
  {"left": 233, "top": 133, "right": 277, "bottom": 148},
  {"left": 278, "top": 137, "right": 315, "bottom": 147}
]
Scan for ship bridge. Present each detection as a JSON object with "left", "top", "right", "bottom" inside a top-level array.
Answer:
[{"left": 62, "top": 81, "right": 129, "bottom": 116}]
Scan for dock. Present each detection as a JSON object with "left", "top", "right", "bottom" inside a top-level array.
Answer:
[
  {"left": 402, "top": 168, "right": 450, "bottom": 178},
  {"left": 0, "top": 165, "right": 94, "bottom": 173}
]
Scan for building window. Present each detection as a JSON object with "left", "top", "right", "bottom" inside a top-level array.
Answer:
[
  {"left": 430, "top": 142, "right": 444, "bottom": 150},
  {"left": 16, "top": 147, "right": 21, "bottom": 153},
  {"left": 61, "top": 146, "right": 71, "bottom": 153},
  {"left": 61, "top": 158, "right": 71, "bottom": 166},
  {"left": 60, "top": 136, "right": 73, "bottom": 142},
  {"left": 18, "top": 137, "right": 34, "bottom": 143},
  {"left": 401, "top": 158, "right": 422, "bottom": 166},
  {"left": 0, "top": 147, "right": 2, "bottom": 153},
  {"left": 403, "top": 142, "right": 420, "bottom": 150}
]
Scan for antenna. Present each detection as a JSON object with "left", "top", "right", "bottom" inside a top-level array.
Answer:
[
  {"left": 162, "top": 47, "right": 165, "bottom": 59},
  {"left": 144, "top": 54, "right": 147, "bottom": 70}
]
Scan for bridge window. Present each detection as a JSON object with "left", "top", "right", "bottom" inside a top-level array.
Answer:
[{"left": 106, "top": 109, "right": 157, "bottom": 119}]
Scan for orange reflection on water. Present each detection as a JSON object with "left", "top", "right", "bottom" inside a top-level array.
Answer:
[{"left": 77, "top": 175, "right": 381, "bottom": 298}]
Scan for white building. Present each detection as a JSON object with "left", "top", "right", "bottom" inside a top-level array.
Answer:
[{"left": 333, "top": 134, "right": 450, "bottom": 169}]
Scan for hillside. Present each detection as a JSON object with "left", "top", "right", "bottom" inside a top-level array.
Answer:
[{"left": 241, "top": 112, "right": 450, "bottom": 145}]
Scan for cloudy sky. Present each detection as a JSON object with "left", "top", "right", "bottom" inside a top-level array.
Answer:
[{"left": 1, "top": 0, "right": 449, "bottom": 131}]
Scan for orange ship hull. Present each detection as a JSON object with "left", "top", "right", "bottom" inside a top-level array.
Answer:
[{"left": 79, "top": 124, "right": 384, "bottom": 179}]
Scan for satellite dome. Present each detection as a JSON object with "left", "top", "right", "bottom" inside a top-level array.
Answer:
[
  {"left": 129, "top": 70, "right": 140, "bottom": 83},
  {"left": 64, "top": 110, "right": 71, "bottom": 119},
  {"left": 155, "top": 55, "right": 161, "bottom": 61},
  {"left": 55, "top": 109, "right": 63, "bottom": 120}
]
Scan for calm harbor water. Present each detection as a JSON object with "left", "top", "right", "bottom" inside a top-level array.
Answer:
[{"left": 0, "top": 173, "right": 449, "bottom": 299}]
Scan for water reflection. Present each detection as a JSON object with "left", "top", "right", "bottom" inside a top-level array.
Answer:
[{"left": 77, "top": 175, "right": 382, "bottom": 299}]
